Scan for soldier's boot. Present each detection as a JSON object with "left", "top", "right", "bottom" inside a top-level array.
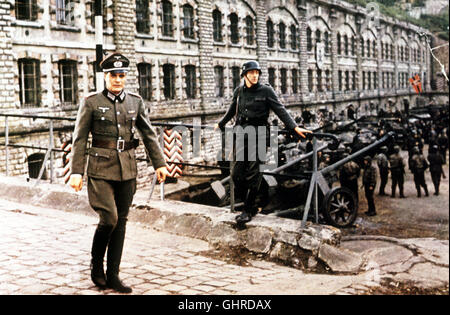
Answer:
[
  {"left": 106, "top": 220, "right": 132, "bottom": 294},
  {"left": 90, "top": 225, "right": 113, "bottom": 289},
  {"left": 235, "top": 188, "right": 259, "bottom": 225},
  {"left": 424, "top": 185, "right": 429, "bottom": 197}
]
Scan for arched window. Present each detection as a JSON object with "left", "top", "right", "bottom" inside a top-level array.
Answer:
[
  {"left": 245, "top": 16, "right": 254, "bottom": 45},
  {"left": 213, "top": 9, "right": 222, "bottom": 42},
  {"left": 279, "top": 23, "right": 286, "bottom": 49},
  {"left": 162, "top": 0, "right": 173, "bottom": 37},
  {"left": 58, "top": 60, "right": 78, "bottom": 106},
  {"left": 18, "top": 58, "right": 41, "bottom": 108},
  {"left": 136, "top": 0, "right": 150, "bottom": 33},
  {"left": 137, "top": 63, "right": 152, "bottom": 101},
  {"left": 267, "top": 20, "right": 274, "bottom": 48},
  {"left": 182, "top": 4, "right": 194, "bottom": 39},
  {"left": 229, "top": 13, "right": 239, "bottom": 44},
  {"left": 306, "top": 27, "right": 312, "bottom": 51},
  {"left": 280, "top": 68, "right": 287, "bottom": 94},
  {"left": 163, "top": 63, "right": 175, "bottom": 99},
  {"left": 337, "top": 33, "right": 341, "bottom": 55},
  {"left": 214, "top": 66, "right": 224, "bottom": 97},
  {"left": 290, "top": 25, "right": 297, "bottom": 50},
  {"left": 315, "top": 29, "right": 321, "bottom": 44},
  {"left": 185, "top": 65, "right": 196, "bottom": 99},
  {"left": 15, "top": 0, "right": 38, "bottom": 21}
]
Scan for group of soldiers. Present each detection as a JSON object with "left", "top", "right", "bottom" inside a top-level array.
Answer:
[{"left": 337, "top": 124, "right": 448, "bottom": 217}]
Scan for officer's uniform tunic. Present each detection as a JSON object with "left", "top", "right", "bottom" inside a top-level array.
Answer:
[{"left": 71, "top": 89, "right": 166, "bottom": 226}]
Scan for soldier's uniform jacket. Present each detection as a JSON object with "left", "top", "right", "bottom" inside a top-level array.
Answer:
[
  {"left": 218, "top": 82, "right": 297, "bottom": 129},
  {"left": 71, "top": 89, "right": 166, "bottom": 181},
  {"left": 410, "top": 153, "right": 429, "bottom": 173},
  {"left": 428, "top": 152, "right": 444, "bottom": 174},
  {"left": 376, "top": 153, "right": 389, "bottom": 169},
  {"left": 363, "top": 162, "right": 377, "bottom": 187},
  {"left": 389, "top": 153, "right": 405, "bottom": 172},
  {"left": 340, "top": 161, "right": 360, "bottom": 181}
]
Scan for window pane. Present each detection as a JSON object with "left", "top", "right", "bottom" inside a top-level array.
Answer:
[
  {"left": 213, "top": 10, "right": 222, "bottom": 42},
  {"left": 136, "top": 0, "right": 150, "bottom": 33},
  {"left": 230, "top": 14, "right": 239, "bottom": 44},
  {"left": 162, "top": 1, "right": 173, "bottom": 37}
]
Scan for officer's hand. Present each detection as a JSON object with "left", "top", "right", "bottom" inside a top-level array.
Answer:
[
  {"left": 69, "top": 174, "right": 83, "bottom": 192},
  {"left": 294, "top": 126, "right": 312, "bottom": 138},
  {"left": 156, "top": 166, "right": 169, "bottom": 183},
  {"left": 213, "top": 123, "right": 220, "bottom": 131}
]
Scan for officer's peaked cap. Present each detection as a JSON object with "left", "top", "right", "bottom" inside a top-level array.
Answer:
[
  {"left": 241, "top": 60, "right": 261, "bottom": 77},
  {"left": 100, "top": 52, "right": 130, "bottom": 73}
]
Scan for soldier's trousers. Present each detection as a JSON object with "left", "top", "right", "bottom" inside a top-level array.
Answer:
[
  {"left": 378, "top": 168, "right": 389, "bottom": 195},
  {"left": 231, "top": 131, "right": 264, "bottom": 214},
  {"left": 430, "top": 171, "right": 442, "bottom": 194},
  {"left": 364, "top": 184, "right": 376, "bottom": 214},
  {"left": 390, "top": 170, "right": 404, "bottom": 197},
  {"left": 413, "top": 170, "right": 428, "bottom": 197},
  {"left": 88, "top": 177, "right": 136, "bottom": 275}
]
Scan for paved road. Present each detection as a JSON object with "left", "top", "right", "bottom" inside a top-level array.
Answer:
[{"left": 0, "top": 198, "right": 378, "bottom": 295}]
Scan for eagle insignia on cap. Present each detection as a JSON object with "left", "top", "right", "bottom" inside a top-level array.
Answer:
[{"left": 114, "top": 61, "right": 123, "bottom": 68}]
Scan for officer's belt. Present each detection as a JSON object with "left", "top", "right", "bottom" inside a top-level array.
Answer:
[
  {"left": 92, "top": 138, "right": 137, "bottom": 151},
  {"left": 236, "top": 116, "right": 267, "bottom": 126}
]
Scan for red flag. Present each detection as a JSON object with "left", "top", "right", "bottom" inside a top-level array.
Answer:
[{"left": 409, "top": 74, "right": 422, "bottom": 93}]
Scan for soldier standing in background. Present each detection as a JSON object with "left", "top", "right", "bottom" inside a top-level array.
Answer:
[
  {"left": 428, "top": 145, "right": 445, "bottom": 196},
  {"left": 409, "top": 146, "right": 429, "bottom": 198},
  {"left": 437, "top": 131, "right": 448, "bottom": 164},
  {"left": 69, "top": 53, "right": 168, "bottom": 293},
  {"left": 339, "top": 152, "right": 361, "bottom": 205},
  {"left": 389, "top": 145, "right": 406, "bottom": 198},
  {"left": 375, "top": 146, "right": 389, "bottom": 196},
  {"left": 362, "top": 156, "right": 377, "bottom": 216}
]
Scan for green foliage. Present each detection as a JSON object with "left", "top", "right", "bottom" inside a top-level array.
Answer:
[{"left": 342, "top": 0, "right": 449, "bottom": 40}]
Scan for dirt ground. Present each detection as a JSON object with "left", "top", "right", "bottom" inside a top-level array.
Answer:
[{"left": 346, "top": 148, "right": 449, "bottom": 240}]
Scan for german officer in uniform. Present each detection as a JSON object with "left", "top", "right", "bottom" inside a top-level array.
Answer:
[
  {"left": 69, "top": 53, "right": 168, "bottom": 293},
  {"left": 214, "top": 60, "right": 311, "bottom": 225}
]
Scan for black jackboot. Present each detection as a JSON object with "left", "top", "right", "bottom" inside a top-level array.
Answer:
[
  {"left": 90, "top": 225, "right": 112, "bottom": 289},
  {"left": 106, "top": 220, "right": 132, "bottom": 293}
]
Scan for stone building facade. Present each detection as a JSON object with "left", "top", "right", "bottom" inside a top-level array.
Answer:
[{"left": 0, "top": 0, "right": 444, "bottom": 185}]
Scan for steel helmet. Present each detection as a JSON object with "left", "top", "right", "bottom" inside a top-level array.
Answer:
[{"left": 241, "top": 60, "right": 261, "bottom": 77}]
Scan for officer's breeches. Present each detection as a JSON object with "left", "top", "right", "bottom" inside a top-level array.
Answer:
[{"left": 87, "top": 177, "right": 136, "bottom": 229}]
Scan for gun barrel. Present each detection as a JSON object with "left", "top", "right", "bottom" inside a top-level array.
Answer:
[{"left": 321, "top": 131, "right": 395, "bottom": 175}]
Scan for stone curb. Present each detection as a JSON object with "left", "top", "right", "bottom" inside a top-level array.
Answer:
[{"left": 0, "top": 176, "right": 365, "bottom": 274}]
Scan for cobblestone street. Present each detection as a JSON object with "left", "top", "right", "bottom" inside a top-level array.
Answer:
[{"left": 0, "top": 198, "right": 370, "bottom": 295}]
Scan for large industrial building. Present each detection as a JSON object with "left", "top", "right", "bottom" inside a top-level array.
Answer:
[{"left": 0, "top": 0, "right": 446, "bottom": 184}]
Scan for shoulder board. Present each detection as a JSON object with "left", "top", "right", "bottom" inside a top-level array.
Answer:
[
  {"left": 264, "top": 83, "right": 272, "bottom": 87},
  {"left": 128, "top": 92, "right": 143, "bottom": 99},
  {"left": 85, "top": 92, "right": 99, "bottom": 99}
]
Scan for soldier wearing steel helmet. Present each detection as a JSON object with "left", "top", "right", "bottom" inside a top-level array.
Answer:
[
  {"left": 389, "top": 145, "right": 406, "bottom": 198},
  {"left": 375, "top": 146, "right": 389, "bottom": 196},
  {"left": 214, "top": 60, "right": 311, "bottom": 225},
  {"left": 409, "top": 146, "right": 429, "bottom": 198}
]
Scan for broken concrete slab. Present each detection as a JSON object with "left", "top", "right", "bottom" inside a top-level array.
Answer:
[{"left": 318, "top": 243, "right": 365, "bottom": 274}]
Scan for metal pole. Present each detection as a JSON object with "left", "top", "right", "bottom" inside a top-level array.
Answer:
[
  {"left": 95, "top": 0, "right": 104, "bottom": 92},
  {"left": 49, "top": 120, "right": 54, "bottom": 183},
  {"left": 313, "top": 137, "right": 319, "bottom": 223},
  {"left": 5, "top": 116, "right": 9, "bottom": 176}
]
